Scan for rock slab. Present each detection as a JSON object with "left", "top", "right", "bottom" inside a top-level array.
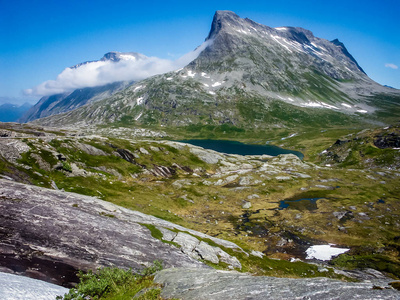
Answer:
[
  {"left": 154, "top": 268, "right": 400, "bottom": 300},
  {"left": 0, "top": 179, "right": 207, "bottom": 287},
  {"left": 0, "top": 272, "right": 68, "bottom": 300}
]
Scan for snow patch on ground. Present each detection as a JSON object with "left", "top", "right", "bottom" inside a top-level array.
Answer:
[
  {"left": 306, "top": 245, "right": 350, "bottom": 261},
  {"left": 133, "top": 85, "right": 143, "bottom": 92},
  {"left": 201, "top": 72, "right": 210, "bottom": 78},
  {"left": 0, "top": 272, "right": 69, "bottom": 300},
  {"left": 166, "top": 77, "right": 173, "bottom": 81},
  {"left": 135, "top": 112, "right": 143, "bottom": 120},
  {"left": 341, "top": 103, "right": 352, "bottom": 108},
  {"left": 235, "top": 29, "right": 249, "bottom": 35},
  {"left": 136, "top": 96, "right": 144, "bottom": 105},
  {"left": 187, "top": 70, "right": 196, "bottom": 78},
  {"left": 303, "top": 102, "right": 323, "bottom": 108},
  {"left": 357, "top": 109, "right": 368, "bottom": 113},
  {"left": 281, "top": 133, "right": 297, "bottom": 140},
  {"left": 322, "top": 103, "right": 339, "bottom": 109},
  {"left": 212, "top": 82, "right": 222, "bottom": 87},
  {"left": 275, "top": 27, "right": 287, "bottom": 31},
  {"left": 270, "top": 35, "right": 293, "bottom": 53},
  {"left": 345, "top": 66, "right": 354, "bottom": 74},
  {"left": 302, "top": 101, "right": 338, "bottom": 110},
  {"left": 208, "top": 91, "right": 216, "bottom": 95}
]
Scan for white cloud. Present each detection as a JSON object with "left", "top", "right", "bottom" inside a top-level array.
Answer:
[
  {"left": 25, "top": 40, "right": 212, "bottom": 97},
  {"left": 385, "top": 63, "right": 398, "bottom": 70}
]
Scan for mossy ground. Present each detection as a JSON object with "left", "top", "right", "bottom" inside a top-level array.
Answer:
[
  {"left": 1, "top": 122, "right": 400, "bottom": 279},
  {"left": 57, "top": 263, "right": 164, "bottom": 300}
]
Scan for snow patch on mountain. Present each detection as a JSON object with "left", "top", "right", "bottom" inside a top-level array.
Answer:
[
  {"left": 212, "top": 82, "right": 222, "bottom": 87},
  {"left": 134, "top": 85, "right": 144, "bottom": 92},
  {"left": 136, "top": 97, "right": 144, "bottom": 105}
]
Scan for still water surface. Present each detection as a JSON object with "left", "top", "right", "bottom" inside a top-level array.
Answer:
[{"left": 178, "top": 139, "right": 304, "bottom": 159}]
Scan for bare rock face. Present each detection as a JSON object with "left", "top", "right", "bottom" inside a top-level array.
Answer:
[
  {"left": 0, "top": 272, "right": 68, "bottom": 300},
  {"left": 154, "top": 268, "right": 400, "bottom": 300},
  {"left": 0, "top": 179, "right": 210, "bottom": 287}
]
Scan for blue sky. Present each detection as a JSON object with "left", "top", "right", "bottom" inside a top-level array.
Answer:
[{"left": 0, "top": 0, "right": 399, "bottom": 105}]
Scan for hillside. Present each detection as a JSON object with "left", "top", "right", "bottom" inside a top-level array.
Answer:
[
  {"left": 1, "top": 122, "right": 400, "bottom": 283},
  {"left": 19, "top": 81, "right": 132, "bottom": 123}
]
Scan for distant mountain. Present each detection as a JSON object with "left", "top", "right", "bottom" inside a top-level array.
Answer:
[
  {"left": 0, "top": 103, "right": 32, "bottom": 122},
  {"left": 71, "top": 51, "right": 147, "bottom": 69},
  {"left": 33, "top": 11, "right": 400, "bottom": 129},
  {"left": 19, "top": 81, "right": 133, "bottom": 123},
  {"left": 19, "top": 51, "right": 143, "bottom": 123}
]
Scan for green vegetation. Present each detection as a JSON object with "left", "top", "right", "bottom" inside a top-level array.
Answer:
[
  {"left": 57, "top": 262, "right": 164, "bottom": 300},
  {"left": 1, "top": 122, "right": 400, "bottom": 281},
  {"left": 62, "top": 161, "right": 72, "bottom": 172},
  {"left": 140, "top": 223, "right": 181, "bottom": 248},
  {"left": 331, "top": 254, "right": 400, "bottom": 279}
]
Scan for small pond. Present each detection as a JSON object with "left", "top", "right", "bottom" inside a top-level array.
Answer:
[
  {"left": 177, "top": 139, "right": 303, "bottom": 159},
  {"left": 279, "top": 198, "right": 322, "bottom": 211}
]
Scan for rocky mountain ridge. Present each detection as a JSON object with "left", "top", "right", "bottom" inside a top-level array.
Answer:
[
  {"left": 32, "top": 11, "right": 400, "bottom": 130},
  {"left": 19, "top": 81, "right": 133, "bottom": 123}
]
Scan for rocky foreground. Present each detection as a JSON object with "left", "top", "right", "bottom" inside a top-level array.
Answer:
[
  {"left": 155, "top": 268, "right": 400, "bottom": 299},
  {"left": 0, "top": 178, "right": 245, "bottom": 287},
  {"left": 0, "top": 272, "right": 68, "bottom": 300},
  {"left": 0, "top": 179, "right": 399, "bottom": 299}
]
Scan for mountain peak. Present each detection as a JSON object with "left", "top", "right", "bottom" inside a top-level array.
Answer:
[
  {"left": 101, "top": 51, "right": 147, "bottom": 62},
  {"left": 330, "top": 39, "right": 366, "bottom": 74},
  {"left": 207, "top": 10, "right": 241, "bottom": 40},
  {"left": 70, "top": 51, "right": 147, "bottom": 69}
]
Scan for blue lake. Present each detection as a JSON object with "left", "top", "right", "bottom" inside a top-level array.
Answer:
[{"left": 178, "top": 139, "right": 303, "bottom": 159}]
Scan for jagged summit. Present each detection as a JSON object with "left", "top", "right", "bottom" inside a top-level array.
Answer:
[
  {"left": 201, "top": 11, "right": 365, "bottom": 80},
  {"left": 330, "top": 39, "right": 366, "bottom": 74},
  {"left": 206, "top": 10, "right": 242, "bottom": 40}
]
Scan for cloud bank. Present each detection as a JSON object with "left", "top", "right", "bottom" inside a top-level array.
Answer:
[
  {"left": 25, "top": 40, "right": 212, "bottom": 97},
  {"left": 385, "top": 63, "right": 398, "bottom": 70}
]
